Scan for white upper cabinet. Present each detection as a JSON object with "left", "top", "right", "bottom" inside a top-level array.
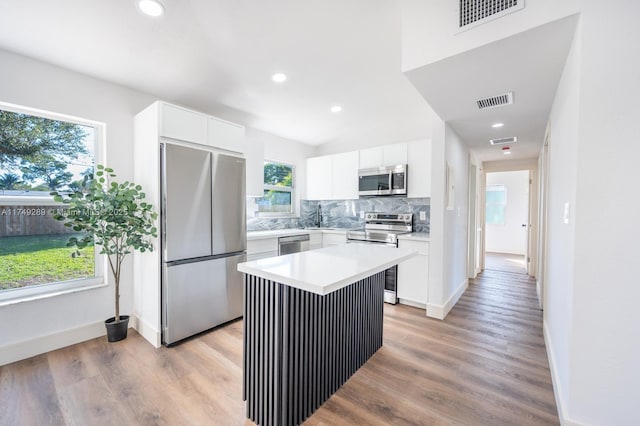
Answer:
[
  {"left": 306, "top": 155, "right": 333, "bottom": 200},
  {"left": 407, "top": 139, "right": 431, "bottom": 198},
  {"left": 358, "top": 147, "right": 384, "bottom": 169},
  {"left": 331, "top": 151, "right": 359, "bottom": 200},
  {"left": 383, "top": 143, "right": 408, "bottom": 166},
  {"left": 207, "top": 116, "right": 245, "bottom": 152},
  {"left": 244, "top": 138, "right": 264, "bottom": 197},
  {"left": 306, "top": 151, "right": 359, "bottom": 200},
  {"left": 160, "top": 103, "right": 208, "bottom": 145},
  {"left": 359, "top": 143, "right": 407, "bottom": 169}
]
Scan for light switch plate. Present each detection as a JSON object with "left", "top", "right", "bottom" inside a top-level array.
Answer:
[
  {"left": 563, "top": 202, "right": 570, "bottom": 224},
  {"left": 419, "top": 211, "right": 426, "bottom": 220}
]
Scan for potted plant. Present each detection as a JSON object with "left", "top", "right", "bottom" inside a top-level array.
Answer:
[{"left": 52, "top": 164, "right": 157, "bottom": 342}]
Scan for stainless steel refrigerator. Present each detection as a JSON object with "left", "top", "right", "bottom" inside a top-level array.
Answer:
[{"left": 160, "top": 142, "right": 246, "bottom": 345}]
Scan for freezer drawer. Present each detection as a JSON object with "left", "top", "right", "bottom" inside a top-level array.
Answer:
[{"left": 162, "top": 253, "right": 245, "bottom": 345}]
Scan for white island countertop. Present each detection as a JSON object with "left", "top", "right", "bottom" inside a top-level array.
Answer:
[{"left": 238, "top": 244, "right": 417, "bottom": 296}]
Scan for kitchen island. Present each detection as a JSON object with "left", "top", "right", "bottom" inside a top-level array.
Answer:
[{"left": 237, "top": 244, "right": 416, "bottom": 426}]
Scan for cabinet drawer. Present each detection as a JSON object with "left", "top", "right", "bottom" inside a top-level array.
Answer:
[
  {"left": 247, "top": 238, "right": 278, "bottom": 254},
  {"left": 398, "top": 239, "right": 429, "bottom": 255}
]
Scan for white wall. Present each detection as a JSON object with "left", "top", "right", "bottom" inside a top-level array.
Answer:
[
  {"left": 0, "top": 48, "right": 314, "bottom": 364},
  {"left": 427, "top": 116, "right": 469, "bottom": 319},
  {"left": 0, "top": 48, "right": 155, "bottom": 364},
  {"left": 399, "top": 0, "right": 580, "bottom": 71},
  {"left": 248, "top": 128, "right": 315, "bottom": 204},
  {"left": 485, "top": 170, "right": 529, "bottom": 255},
  {"left": 543, "top": 2, "right": 640, "bottom": 424}
]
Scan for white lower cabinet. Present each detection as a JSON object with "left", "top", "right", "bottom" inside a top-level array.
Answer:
[
  {"left": 397, "top": 239, "right": 429, "bottom": 307},
  {"left": 321, "top": 232, "right": 346, "bottom": 248},
  {"left": 247, "top": 237, "right": 278, "bottom": 261}
]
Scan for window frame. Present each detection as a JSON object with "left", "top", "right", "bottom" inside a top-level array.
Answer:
[
  {"left": 259, "top": 160, "right": 295, "bottom": 218},
  {"left": 0, "top": 100, "right": 107, "bottom": 305}
]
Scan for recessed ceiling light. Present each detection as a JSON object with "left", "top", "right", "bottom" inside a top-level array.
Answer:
[
  {"left": 492, "top": 122, "right": 504, "bottom": 128},
  {"left": 272, "top": 73, "right": 287, "bottom": 83},
  {"left": 137, "top": 0, "right": 165, "bottom": 17},
  {"left": 330, "top": 105, "right": 342, "bottom": 113}
]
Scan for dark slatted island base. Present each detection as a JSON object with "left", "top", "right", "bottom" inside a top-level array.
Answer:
[{"left": 237, "top": 244, "right": 416, "bottom": 426}]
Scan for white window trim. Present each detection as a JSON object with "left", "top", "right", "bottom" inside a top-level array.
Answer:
[
  {"left": 0, "top": 100, "right": 107, "bottom": 302},
  {"left": 259, "top": 160, "right": 296, "bottom": 218}
]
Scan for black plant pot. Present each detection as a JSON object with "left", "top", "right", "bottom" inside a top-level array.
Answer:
[{"left": 105, "top": 315, "right": 130, "bottom": 342}]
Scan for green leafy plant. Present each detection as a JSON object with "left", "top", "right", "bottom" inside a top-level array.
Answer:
[{"left": 51, "top": 164, "right": 158, "bottom": 321}]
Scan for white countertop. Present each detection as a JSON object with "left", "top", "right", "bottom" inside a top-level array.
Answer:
[
  {"left": 247, "top": 228, "right": 347, "bottom": 240},
  {"left": 398, "top": 232, "right": 430, "bottom": 242},
  {"left": 238, "top": 244, "right": 417, "bottom": 295}
]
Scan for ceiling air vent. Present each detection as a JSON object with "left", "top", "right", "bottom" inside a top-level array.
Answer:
[
  {"left": 490, "top": 137, "right": 517, "bottom": 145},
  {"left": 458, "top": 0, "right": 525, "bottom": 31},
  {"left": 476, "top": 91, "right": 514, "bottom": 110}
]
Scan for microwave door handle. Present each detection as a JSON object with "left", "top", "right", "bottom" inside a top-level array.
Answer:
[{"left": 388, "top": 171, "right": 393, "bottom": 191}]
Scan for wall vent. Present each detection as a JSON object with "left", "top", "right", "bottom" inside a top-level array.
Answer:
[
  {"left": 490, "top": 136, "right": 517, "bottom": 145},
  {"left": 476, "top": 92, "right": 514, "bottom": 110},
  {"left": 458, "top": 0, "right": 525, "bottom": 31}
]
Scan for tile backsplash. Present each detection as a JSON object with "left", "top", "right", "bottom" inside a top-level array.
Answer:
[{"left": 247, "top": 197, "right": 430, "bottom": 233}]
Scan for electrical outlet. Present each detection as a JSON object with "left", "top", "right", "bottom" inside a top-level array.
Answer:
[
  {"left": 359, "top": 211, "right": 364, "bottom": 218},
  {"left": 419, "top": 211, "right": 426, "bottom": 220}
]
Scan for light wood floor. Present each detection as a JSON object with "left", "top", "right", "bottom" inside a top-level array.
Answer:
[
  {"left": 485, "top": 252, "right": 527, "bottom": 274},
  {"left": 0, "top": 269, "right": 558, "bottom": 425}
]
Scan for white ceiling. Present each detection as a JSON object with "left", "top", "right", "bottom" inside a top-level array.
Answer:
[
  {"left": 405, "top": 14, "right": 579, "bottom": 162},
  {"left": 0, "top": 1, "right": 578, "bottom": 162},
  {"left": 0, "top": 0, "right": 433, "bottom": 147}
]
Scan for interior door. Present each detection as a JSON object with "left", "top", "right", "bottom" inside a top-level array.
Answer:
[{"left": 162, "top": 143, "right": 212, "bottom": 262}]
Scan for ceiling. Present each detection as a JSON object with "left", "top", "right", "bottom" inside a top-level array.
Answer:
[
  {"left": 0, "top": 1, "right": 577, "bottom": 162},
  {"left": 0, "top": 0, "right": 432, "bottom": 147},
  {"left": 405, "top": 14, "right": 579, "bottom": 162}
]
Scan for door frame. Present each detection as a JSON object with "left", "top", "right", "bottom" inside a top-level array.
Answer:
[{"left": 480, "top": 159, "right": 539, "bottom": 276}]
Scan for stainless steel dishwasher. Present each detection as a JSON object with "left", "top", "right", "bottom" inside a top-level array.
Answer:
[{"left": 278, "top": 234, "right": 310, "bottom": 255}]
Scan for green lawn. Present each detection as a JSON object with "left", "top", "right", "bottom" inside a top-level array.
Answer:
[{"left": 0, "top": 234, "right": 94, "bottom": 290}]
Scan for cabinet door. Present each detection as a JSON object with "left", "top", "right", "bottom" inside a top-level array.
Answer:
[
  {"left": 397, "top": 240, "right": 429, "bottom": 305},
  {"left": 407, "top": 139, "right": 431, "bottom": 198},
  {"left": 207, "top": 116, "right": 245, "bottom": 152},
  {"left": 331, "top": 151, "right": 359, "bottom": 200},
  {"left": 321, "top": 233, "right": 346, "bottom": 248},
  {"left": 383, "top": 143, "right": 408, "bottom": 166},
  {"left": 160, "top": 103, "right": 208, "bottom": 145},
  {"left": 306, "top": 156, "right": 333, "bottom": 200},
  {"left": 359, "top": 147, "right": 383, "bottom": 169},
  {"left": 244, "top": 138, "right": 264, "bottom": 197}
]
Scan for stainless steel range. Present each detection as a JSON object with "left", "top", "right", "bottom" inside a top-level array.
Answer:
[{"left": 346, "top": 213, "right": 413, "bottom": 304}]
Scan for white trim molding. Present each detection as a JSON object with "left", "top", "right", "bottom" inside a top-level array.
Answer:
[
  {"left": 131, "top": 314, "right": 161, "bottom": 348},
  {"left": 0, "top": 320, "right": 105, "bottom": 366},
  {"left": 427, "top": 278, "right": 468, "bottom": 320},
  {"left": 543, "top": 321, "right": 582, "bottom": 426}
]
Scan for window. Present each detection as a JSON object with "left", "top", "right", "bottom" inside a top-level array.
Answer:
[
  {"left": 0, "top": 102, "right": 104, "bottom": 302},
  {"left": 258, "top": 161, "right": 294, "bottom": 215},
  {"left": 486, "top": 184, "right": 506, "bottom": 225}
]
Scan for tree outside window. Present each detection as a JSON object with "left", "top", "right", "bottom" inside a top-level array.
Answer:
[
  {"left": 259, "top": 161, "right": 294, "bottom": 215},
  {"left": 0, "top": 104, "right": 100, "bottom": 297}
]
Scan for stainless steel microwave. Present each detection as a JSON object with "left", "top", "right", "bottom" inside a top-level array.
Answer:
[{"left": 358, "top": 165, "right": 407, "bottom": 196}]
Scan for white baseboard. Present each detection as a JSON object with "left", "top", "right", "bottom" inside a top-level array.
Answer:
[
  {"left": 131, "top": 315, "right": 161, "bottom": 348},
  {"left": 543, "top": 321, "right": 582, "bottom": 426},
  {"left": 398, "top": 298, "right": 427, "bottom": 310},
  {"left": 427, "top": 278, "right": 468, "bottom": 320},
  {"left": 0, "top": 320, "right": 105, "bottom": 366}
]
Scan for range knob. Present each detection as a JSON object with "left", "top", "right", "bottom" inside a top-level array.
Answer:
[{"left": 366, "top": 214, "right": 372, "bottom": 219}]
